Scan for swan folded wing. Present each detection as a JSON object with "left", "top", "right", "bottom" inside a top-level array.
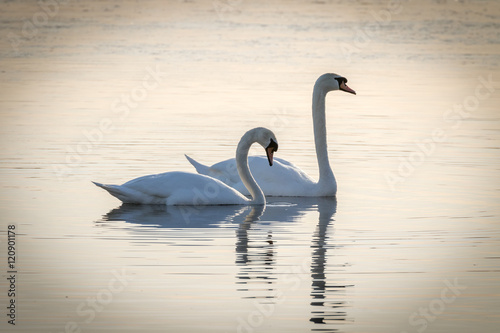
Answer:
[
  {"left": 206, "top": 156, "right": 305, "bottom": 184},
  {"left": 270, "top": 157, "right": 315, "bottom": 182},
  {"left": 121, "top": 171, "right": 248, "bottom": 205},
  {"left": 206, "top": 158, "right": 241, "bottom": 185},
  {"left": 92, "top": 181, "right": 165, "bottom": 204},
  {"left": 216, "top": 156, "right": 317, "bottom": 197},
  {"left": 256, "top": 158, "right": 318, "bottom": 196}
]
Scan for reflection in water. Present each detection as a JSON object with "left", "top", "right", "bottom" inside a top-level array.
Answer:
[
  {"left": 309, "top": 197, "right": 350, "bottom": 331},
  {"left": 95, "top": 198, "right": 352, "bottom": 330},
  {"left": 235, "top": 205, "right": 276, "bottom": 300},
  {"left": 98, "top": 203, "right": 251, "bottom": 228}
]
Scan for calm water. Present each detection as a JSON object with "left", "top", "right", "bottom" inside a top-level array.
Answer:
[{"left": 1, "top": 0, "right": 499, "bottom": 332}]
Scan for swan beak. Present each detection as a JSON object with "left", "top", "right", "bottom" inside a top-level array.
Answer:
[
  {"left": 265, "top": 139, "right": 278, "bottom": 166},
  {"left": 266, "top": 147, "right": 275, "bottom": 166},
  {"left": 340, "top": 82, "right": 356, "bottom": 95}
]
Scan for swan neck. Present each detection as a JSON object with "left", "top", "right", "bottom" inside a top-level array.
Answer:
[
  {"left": 312, "top": 86, "right": 334, "bottom": 183},
  {"left": 236, "top": 133, "right": 266, "bottom": 205}
]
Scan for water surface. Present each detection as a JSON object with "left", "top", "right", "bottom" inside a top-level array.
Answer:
[{"left": 0, "top": 1, "right": 499, "bottom": 332}]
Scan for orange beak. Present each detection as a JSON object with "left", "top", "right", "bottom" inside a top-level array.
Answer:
[
  {"left": 340, "top": 81, "right": 356, "bottom": 95},
  {"left": 266, "top": 146, "right": 275, "bottom": 166}
]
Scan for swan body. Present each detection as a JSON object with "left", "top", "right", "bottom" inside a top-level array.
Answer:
[
  {"left": 93, "top": 127, "right": 278, "bottom": 205},
  {"left": 185, "top": 73, "right": 356, "bottom": 197},
  {"left": 186, "top": 155, "right": 322, "bottom": 196}
]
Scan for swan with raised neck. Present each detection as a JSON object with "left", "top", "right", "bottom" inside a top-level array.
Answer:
[{"left": 185, "top": 73, "right": 356, "bottom": 197}]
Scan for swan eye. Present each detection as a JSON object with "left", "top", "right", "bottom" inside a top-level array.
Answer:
[{"left": 336, "top": 77, "right": 347, "bottom": 85}]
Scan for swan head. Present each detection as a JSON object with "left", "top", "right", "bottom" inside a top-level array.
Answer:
[
  {"left": 257, "top": 128, "right": 278, "bottom": 166},
  {"left": 315, "top": 73, "right": 356, "bottom": 95},
  {"left": 243, "top": 127, "right": 279, "bottom": 166},
  {"left": 265, "top": 137, "right": 278, "bottom": 166}
]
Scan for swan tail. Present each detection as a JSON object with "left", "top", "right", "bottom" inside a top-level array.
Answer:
[
  {"left": 184, "top": 154, "right": 211, "bottom": 175},
  {"left": 92, "top": 181, "right": 107, "bottom": 190},
  {"left": 92, "top": 181, "right": 122, "bottom": 196},
  {"left": 92, "top": 181, "right": 113, "bottom": 190},
  {"left": 92, "top": 181, "right": 136, "bottom": 203}
]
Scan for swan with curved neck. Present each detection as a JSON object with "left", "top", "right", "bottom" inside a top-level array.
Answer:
[
  {"left": 93, "top": 127, "right": 278, "bottom": 205},
  {"left": 185, "top": 73, "right": 355, "bottom": 197}
]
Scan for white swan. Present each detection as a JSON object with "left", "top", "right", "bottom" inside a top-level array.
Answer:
[
  {"left": 93, "top": 127, "right": 278, "bottom": 205},
  {"left": 185, "top": 73, "right": 356, "bottom": 197}
]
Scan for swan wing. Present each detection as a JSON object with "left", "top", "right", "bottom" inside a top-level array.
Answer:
[
  {"left": 244, "top": 156, "right": 317, "bottom": 196},
  {"left": 94, "top": 171, "right": 249, "bottom": 205},
  {"left": 186, "top": 155, "right": 317, "bottom": 196}
]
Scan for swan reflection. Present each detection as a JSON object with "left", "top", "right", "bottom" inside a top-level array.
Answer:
[
  {"left": 309, "top": 197, "right": 351, "bottom": 330},
  {"left": 99, "top": 203, "right": 251, "bottom": 228},
  {"left": 95, "top": 197, "right": 350, "bottom": 331},
  {"left": 234, "top": 205, "right": 276, "bottom": 299},
  {"left": 232, "top": 197, "right": 351, "bottom": 332},
  {"left": 98, "top": 197, "right": 313, "bottom": 228}
]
